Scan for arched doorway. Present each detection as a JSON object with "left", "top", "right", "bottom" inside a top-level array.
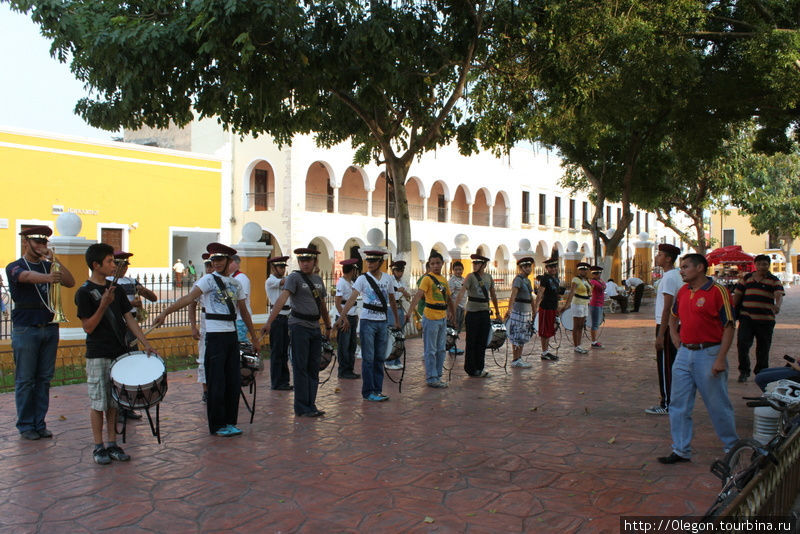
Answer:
[{"left": 306, "top": 162, "right": 334, "bottom": 213}]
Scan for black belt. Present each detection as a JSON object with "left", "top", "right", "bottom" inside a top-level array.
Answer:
[
  {"left": 205, "top": 313, "right": 236, "bottom": 321},
  {"left": 29, "top": 323, "right": 57, "bottom": 328},
  {"left": 683, "top": 342, "right": 721, "bottom": 350},
  {"left": 425, "top": 302, "right": 447, "bottom": 310},
  {"left": 291, "top": 311, "right": 320, "bottom": 321},
  {"left": 515, "top": 298, "right": 532, "bottom": 303},
  {"left": 271, "top": 305, "right": 291, "bottom": 311},
  {"left": 575, "top": 295, "right": 590, "bottom": 300},
  {"left": 363, "top": 303, "right": 387, "bottom": 313},
  {"left": 14, "top": 303, "right": 47, "bottom": 310},
  {"left": 468, "top": 297, "right": 489, "bottom": 303}
]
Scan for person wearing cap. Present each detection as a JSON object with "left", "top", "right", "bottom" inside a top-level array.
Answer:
[
  {"left": 264, "top": 248, "right": 331, "bottom": 417},
  {"left": 263, "top": 256, "right": 294, "bottom": 390},
  {"left": 337, "top": 250, "right": 400, "bottom": 402},
  {"left": 587, "top": 266, "right": 606, "bottom": 349},
  {"left": 645, "top": 243, "right": 683, "bottom": 415},
  {"left": 107, "top": 251, "right": 158, "bottom": 421},
  {"left": 386, "top": 260, "right": 411, "bottom": 370},
  {"left": 732, "top": 254, "right": 784, "bottom": 383},
  {"left": 406, "top": 249, "right": 454, "bottom": 388},
  {"left": 227, "top": 255, "right": 253, "bottom": 343},
  {"left": 334, "top": 258, "right": 361, "bottom": 380},
  {"left": 563, "top": 262, "right": 592, "bottom": 354},
  {"left": 6, "top": 226, "right": 75, "bottom": 440},
  {"left": 189, "top": 254, "right": 214, "bottom": 402},
  {"left": 454, "top": 253, "right": 499, "bottom": 378},
  {"left": 657, "top": 253, "right": 738, "bottom": 464},
  {"left": 75, "top": 243, "right": 156, "bottom": 464},
  {"left": 154, "top": 243, "right": 260, "bottom": 436},
  {"left": 504, "top": 257, "right": 536, "bottom": 368},
  {"left": 534, "top": 257, "right": 561, "bottom": 361}
]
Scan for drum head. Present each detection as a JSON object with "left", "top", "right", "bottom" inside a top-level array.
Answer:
[
  {"left": 533, "top": 313, "right": 539, "bottom": 333},
  {"left": 110, "top": 351, "right": 166, "bottom": 386},
  {"left": 560, "top": 306, "right": 574, "bottom": 331},
  {"left": 385, "top": 327, "right": 405, "bottom": 362}
]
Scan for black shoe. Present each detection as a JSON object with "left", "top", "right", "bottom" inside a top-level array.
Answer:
[
  {"left": 93, "top": 447, "right": 111, "bottom": 465},
  {"left": 20, "top": 430, "right": 40, "bottom": 441},
  {"left": 202, "top": 391, "right": 208, "bottom": 403},
  {"left": 106, "top": 445, "right": 131, "bottom": 462},
  {"left": 123, "top": 409, "right": 142, "bottom": 420},
  {"left": 273, "top": 384, "right": 294, "bottom": 391},
  {"left": 299, "top": 410, "right": 324, "bottom": 417},
  {"left": 737, "top": 374, "right": 748, "bottom": 383},
  {"left": 339, "top": 372, "right": 361, "bottom": 379},
  {"left": 657, "top": 452, "right": 690, "bottom": 464},
  {"left": 37, "top": 428, "right": 53, "bottom": 439}
]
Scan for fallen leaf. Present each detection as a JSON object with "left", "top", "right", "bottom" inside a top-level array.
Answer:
[
  {"left": 607, "top": 436, "right": 616, "bottom": 445},
  {"left": 489, "top": 509, "right": 497, "bottom": 514},
  {"left": 466, "top": 512, "right": 476, "bottom": 517},
  {"left": 423, "top": 516, "right": 435, "bottom": 524},
  {"left": 278, "top": 499, "right": 285, "bottom": 503},
  {"left": 59, "top": 415, "right": 67, "bottom": 421},
  {"left": 579, "top": 391, "right": 585, "bottom": 395},
  {"left": 335, "top": 387, "right": 341, "bottom": 393},
  {"left": 584, "top": 407, "right": 591, "bottom": 415},
  {"left": 530, "top": 406, "right": 538, "bottom": 412}
]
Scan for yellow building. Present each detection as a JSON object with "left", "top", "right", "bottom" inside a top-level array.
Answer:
[
  {"left": 708, "top": 208, "right": 799, "bottom": 274},
  {"left": 0, "top": 128, "right": 225, "bottom": 274}
]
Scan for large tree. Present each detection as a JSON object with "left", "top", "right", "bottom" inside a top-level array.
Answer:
[{"left": 10, "top": 0, "right": 509, "bottom": 257}]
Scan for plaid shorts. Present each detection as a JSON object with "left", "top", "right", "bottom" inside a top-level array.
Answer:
[{"left": 86, "top": 358, "right": 114, "bottom": 412}]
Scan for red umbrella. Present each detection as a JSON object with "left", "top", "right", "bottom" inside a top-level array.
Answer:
[{"left": 706, "top": 245, "right": 755, "bottom": 271}]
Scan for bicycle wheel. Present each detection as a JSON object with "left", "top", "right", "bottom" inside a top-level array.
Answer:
[{"left": 704, "top": 439, "right": 763, "bottom": 517}]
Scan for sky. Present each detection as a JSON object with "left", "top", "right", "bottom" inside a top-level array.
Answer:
[{"left": 0, "top": 4, "right": 117, "bottom": 140}]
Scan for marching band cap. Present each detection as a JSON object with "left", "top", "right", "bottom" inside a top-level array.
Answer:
[
  {"left": 294, "top": 247, "right": 320, "bottom": 260},
  {"left": 269, "top": 255, "right": 290, "bottom": 266},
  {"left": 201, "top": 252, "right": 210, "bottom": 260},
  {"left": 20, "top": 225, "right": 52, "bottom": 239},
  {"left": 516, "top": 256, "right": 534, "bottom": 266},
  {"left": 576, "top": 262, "right": 591, "bottom": 270},
  {"left": 590, "top": 265, "right": 604, "bottom": 272},
  {"left": 206, "top": 242, "right": 237, "bottom": 258},
  {"left": 544, "top": 257, "right": 559, "bottom": 267},
  {"left": 114, "top": 250, "right": 133, "bottom": 260},
  {"left": 470, "top": 253, "right": 490, "bottom": 263},
  {"left": 658, "top": 243, "right": 681, "bottom": 256},
  {"left": 363, "top": 250, "right": 387, "bottom": 261},
  {"left": 391, "top": 260, "right": 406, "bottom": 269},
  {"left": 340, "top": 258, "right": 359, "bottom": 266}
]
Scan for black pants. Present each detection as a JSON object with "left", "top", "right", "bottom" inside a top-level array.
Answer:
[
  {"left": 289, "top": 323, "right": 321, "bottom": 415},
  {"left": 269, "top": 315, "right": 291, "bottom": 389},
  {"left": 464, "top": 310, "right": 490, "bottom": 376},
  {"left": 632, "top": 284, "right": 645, "bottom": 312},
  {"left": 337, "top": 315, "right": 359, "bottom": 376},
  {"left": 610, "top": 295, "right": 628, "bottom": 313},
  {"left": 655, "top": 325, "right": 678, "bottom": 408},
  {"left": 737, "top": 316, "right": 775, "bottom": 376},
  {"left": 204, "top": 331, "right": 241, "bottom": 434}
]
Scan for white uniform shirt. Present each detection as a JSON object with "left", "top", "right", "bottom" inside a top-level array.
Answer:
[
  {"left": 655, "top": 268, "right": 683, "bottom": 325},
  {"left": 265, "top": 274, "right": 291, "bottom": 316},
  {"left": 232, "top": 271, "right": 252, "bottom": 318},
  {"left": 605, "top": 282, "right": 619, "bottom": 298},
  {"left": 335, "top": 277, "right": 359, "bottom": 316},
  {"left": 352, "top": 272, "right": 394, "bottom": 321},
  {"left": 626, "top": 276, "right": 644, "bottom": 288},
  {"left": 193, "top": 273, "right": 244, "bottom": 333}
]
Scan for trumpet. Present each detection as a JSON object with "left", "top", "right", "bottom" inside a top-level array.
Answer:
[{"left": 47, "top": 248, "right": 68, "bottom": 323}]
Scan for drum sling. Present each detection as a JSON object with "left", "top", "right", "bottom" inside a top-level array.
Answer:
[{"left": 363, "top": 273, "right": 388, "bottom": 314}]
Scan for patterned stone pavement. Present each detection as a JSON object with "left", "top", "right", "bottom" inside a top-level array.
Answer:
[{"left": 1, "top": 288, "right": 798, "bottom": 533}]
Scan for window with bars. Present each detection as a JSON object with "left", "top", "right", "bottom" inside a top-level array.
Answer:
[{"left": 522, "top": 191, "right": 530, "bottom": 225}]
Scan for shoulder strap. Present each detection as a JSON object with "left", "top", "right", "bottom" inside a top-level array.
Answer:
[
  {"left": 426, "top": 273, "right": 448, "bottom": 297},
  {"left": 363, "top": 273, "right": 388, "bottom": 312},
  {"left": 210, "top": 274, "right": 237, "bottom": 320},
  {"left": 298, "top": 271, "right": 325, "bottom": 315},
  {"left": 472, "top": 272, "right": 489, "bottom": 300}
]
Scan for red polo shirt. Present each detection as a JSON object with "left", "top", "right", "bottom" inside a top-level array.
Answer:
[{"left": 672, "top": 277, "right": 734, "bottom": 345}]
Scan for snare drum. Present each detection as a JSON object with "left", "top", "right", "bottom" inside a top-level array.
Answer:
[
  {"left": 240, "top": 342, "right": 263, "bottom": 386},
  {"left": 445, "top": 326, "right": 458, "bottom": 351},
  {"left": 486, "top": 321, "right": 507, "bottom": 350},
  {"left": 110, "top": 351, "right": 168, "bottom": 410},
  {"left": 320, "top": 338, "right": 335, "bottom": 371},
  {"left": 560, "top": 306, "right": 575, "bottom": 331},
  {"left": 384, "top": 327, "right": 405, "bottom": 362}
]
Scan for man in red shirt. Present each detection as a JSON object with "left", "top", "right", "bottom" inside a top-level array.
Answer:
[{"left": 657, "top": 253, "right": 738, "bottom": 464}]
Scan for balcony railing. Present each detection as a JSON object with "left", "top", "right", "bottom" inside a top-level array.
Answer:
[
  {"left": 408, "top": 204, "right": 424, "bottom": 220},
  {"left": 473, "top": 211, "right": 490, "bottom": 226},
  {"left": 539, "top": 212, "right": 548, "bottom": 226},
  {"left": 493, "top": 213, "right": 509, "bottom": 228},
  {"left": 306, "top": 193, "right": 334, "bottom": 213},
  {"left": 452, "top": 208, "right": 469, "bottom": 225},
  {"left": 247, "top": 192, "right": 275, "bottom": 211},
  {"left": 373, "top": 200, "right": 396, "bottom": 218},
  {"left": 338, "top": 196, "right": 368, "bottom": 215}
]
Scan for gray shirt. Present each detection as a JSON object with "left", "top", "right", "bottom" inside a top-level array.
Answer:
[
  {"left": 464, "top": 272, "right": 494, "bottom": 313},
  {"left": 284, "top": 271, "right": 326, "bottom": 329},
  {"left": 511, "top": 274, "right": 533, "bottom": 314}
]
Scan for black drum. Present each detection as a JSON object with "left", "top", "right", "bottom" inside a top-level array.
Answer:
[
  {"left": 445, "top": 326, "right": 458, "bottom": 351},
  {"left": 320, "top": 338, "right": 335, "bottom": 371},
  {"left": 486, "top": 321, "right": 507, "bottom": 350},
  {"left": 240, "top": 342, "right": 263, "bottom": 387},
  {"left": 384, "top": 327, "right": 405, "bottom": 362}
]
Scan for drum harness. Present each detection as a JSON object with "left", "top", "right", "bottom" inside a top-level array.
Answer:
[
  {"left": 295, "top": 271, "right": 337, "bottom": 384},
  {"left": 363, "top": 273, "right": 407, "bottom": 392}
]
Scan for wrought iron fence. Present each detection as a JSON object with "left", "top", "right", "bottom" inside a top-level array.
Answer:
[
  {"left": 306, "top": 193, "right": 334, "bottom": 213},
  {"left": 338, "top": 196, "right": 369, "bottom": 215}
]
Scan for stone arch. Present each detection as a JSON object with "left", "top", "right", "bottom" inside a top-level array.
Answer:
[
  {"left": 405, "top": 176, "right": 425, "bottom": 221},
  {"left": 372, "top": 172, "right": 395, "bottom": 218},
  {"left": 473, "top": 188, "right": 491, "bottom": 227},
  {"left": 432, "top": 242, "right": 451, "bottom": 263},
  {"left": 260, "top": 227, "right": 284, "bottom": 259},
  {"left": 493, "top": 191, "right": 510, "bottom": 228},
  {"left": 493, "top": 244, "right": 511, "bottom": 270},
  {"left": 452, "top": 185, "right": 471, "bottom": 225},
  {"left": 428, "top": 180, "right": 449, "bottom": 222},
  {"left": 308, "top": 235, "right": 335, "bottom": 274},
  {"left": 243, "top": 158, "right": 276, "bottom": 211},
  {"left": 409, "top": 240, "right": 425, "bottom": 272},
  {"left": 581, "top": 242, "right": 593, "bottom": 260},
  {"left": 339, "top": 166, "right": 369, "bottom": 215},
  {"left": 305, "top": 161, "right": 335, "bottom": 213}
]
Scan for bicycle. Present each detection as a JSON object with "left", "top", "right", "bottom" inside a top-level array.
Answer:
[{"left": 703, "top": 379, "right": 800, "bottom": 518}]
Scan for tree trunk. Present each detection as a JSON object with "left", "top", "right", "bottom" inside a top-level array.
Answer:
[
  {"left": 385, "top": 155, "right": 413, "bottom": 259},
  {"left": 780, "top": 233, "right": 794, "bottom": 277}
]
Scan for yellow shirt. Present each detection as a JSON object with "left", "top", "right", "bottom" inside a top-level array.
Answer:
[
  {"left": 418, "top": 273, "right": 449, "bottom": 320},
  {"left": 572, "top": 276, "right": 592, "bottom": 300}
]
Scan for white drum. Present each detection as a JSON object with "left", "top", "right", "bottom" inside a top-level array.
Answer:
[
  {"left": 385, "top": 327, "right": 405, "bottom": 362},
  {"left": 486, "top": 321, "right": 507, "bottom": 350},
  {"left": 533, "top": 312, "right": 539, "bottom": 334},
  {"left": 110, "top": 351, "right": 168, "bottom": 409},
  {"left": 560, "top": 306, "right": 574, "bottom": 331}
]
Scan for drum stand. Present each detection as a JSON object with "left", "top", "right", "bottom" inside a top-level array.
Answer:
[
  {"left": 383, "top": 347, "right": 406, "bottom": 393},
  {"left": 118, "top": 403, "right": 163, "bottom": 445},
  {"left": 240, "top": 377, "right": 257, "bottom": 424}
]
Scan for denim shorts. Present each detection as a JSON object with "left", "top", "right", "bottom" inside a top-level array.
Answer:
[{"left": 86, "top": 358, "right": 114, "bottom": 412}]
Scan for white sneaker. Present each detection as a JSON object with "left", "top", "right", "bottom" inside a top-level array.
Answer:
[
  {"left": 511, "top": 359, "right": 532, "bottom": 368},
  {"left": 574, "top": 346, "right": 588, "bottom": 354}
]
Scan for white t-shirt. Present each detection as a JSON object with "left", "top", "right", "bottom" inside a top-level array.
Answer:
[
  {"left": 173, "top": 261, "right": 185, "bottom": 274},
  {"left": 335, "top": 277, "right": 359, "bottom": 316},
  {"left": 654, "top": 268, "right": 683, "bottom": 325},
  {"left": 232, "top": 271, "right": 252, "bottom": 318},
  {"left": 626, "top": 277, "right": 643, "bottom": 288},
  {"left": 265, "top": 274, "right": 291, "bottom": 316},
  {"left": 392, "top": 275, "right": 407, "bottom": 301},
  {"left": 193, "top": 273, "right": 244, "bottom": 333},
  {"left": 605, "top": 282, "right": 619, "bottom": 298},
  {"left": 352, "top": 271, "right": 394, "bottom": 321}
]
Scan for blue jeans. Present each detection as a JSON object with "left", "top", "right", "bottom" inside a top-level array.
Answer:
[
  {"left": 360, "top": 319, "right": 387, "bottom": 398},
  {"left": 668, "top": 345, "right": 738, "bottom": 458},
  {"left": 422, "top": 317, "right": 447, "bottom": 384},
  {"left": 12, "top": 324, "right": 59, "bottom": 433},
  {"left": 589, "top": 305, "right": 603, "bottom": 331}
]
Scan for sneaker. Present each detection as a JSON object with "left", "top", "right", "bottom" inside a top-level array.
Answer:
[
  {"left": 591, "top": 342, "right": 603, "bottom": 348},
  {"left": 215, "top": 427, "right": 234, "bottom": 437},
  {"left": 376, "top": 393, "right": 390, "bottom": 401},
  {"left": 644, "top": 405, "right": 669, "bottom": 415},
  {"left": 657, "top": 452, "right": 690, "bottom": 464},
  {"left": 427, "top": 381, "right": 448, "bottom": 388},
  {"left": 365, "top": 393, "right": 388, "bottom": 402},
  {"left": 106, "top": 445, "right": 131, "bottom": 461},
  {"left": 225, "top": 425, "right": 243, "bottom": 436},
  {"left": 511, "top": 359, "right": 532, "bottom": 368},
  {"left": 541, "top": 352, "right": 559, "bottom": 361},
  {"left": 385, "top": 361, "right": 403, "bottom": 370},
  {"left": 475, "top": 370, "right": 490, "bottom": 378},
  {"left": 37, "top": 428, "right": 53, "bottom": 439},
  {"left": 455, "top": 349, "right": 464, "bottom": 354},
  {"left": 20, "top": 430, "right": 41, "bottom": 441},
  {"left": 93, "top": 447, "right": 111, "bottom": 465},
  {"left": 574, "top": 346, "right": 588, "bottom": 354}
]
